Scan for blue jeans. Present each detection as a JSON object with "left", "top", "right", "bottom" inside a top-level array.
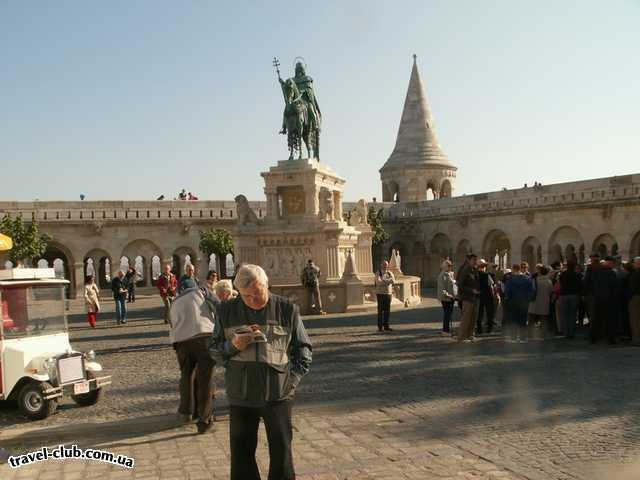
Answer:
[
  {"left": 115, "top": 297, "right": 127, "bottom": 322},
  {"left": 441, "top": 301, "right": 454, "bottom": 332},
  {"left": 559, "top": 295, "right": 579, "bottom": 338}
]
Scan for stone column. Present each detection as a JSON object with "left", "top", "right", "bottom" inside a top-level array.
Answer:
[
  {"left": 265, "top": 189, "right": 278, "bottom": 219},
  {"left": 356, "top": 246, "right": 373, "bottom": 275},
  {"left": 197, "top": 255, "right": 210, "bottom": 283},
  {"left": 73, "top": 262, "right": 84, "bottom": 299},
  {"left": 333, "top": 191, "right": 343, "bottom": 222},
  {"left": 325, "top": 246, "right": 341, "bottom": 281},
  {"left": 306, "top": 186, "right": 319, "bottom": 218}
]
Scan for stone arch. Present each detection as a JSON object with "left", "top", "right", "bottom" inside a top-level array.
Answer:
[
  {"left": 151, "top": 255, "right": 162, "bottom": 283},
  {"left": 84, "top": 248, "right": 112, "bottom": 289},
  {"left": 521, "top": 236, "right": 542, "bottom": 266},
  {"left": 631, "top": 231, "right": 640, "bottom": 258},
  {"left": 426, "top": 180, "right": 439, "bottom": 201},
  {"left": 482, "top": 230, "right": 511, "bottom": 269},
  {"left": 173, "top": 246, "right": 198, "bottom": 277},
  {"left": 404, "top": 240, "right": 426, "bottom": 279},
  {"left": 133, "top": 255, "right": 145, "bottom": 286},
  {"left": 592, "top": 233, "right": 618, "bottom": 258},
  {"left": 121, "top": 239, "right": 163, "bottom": 287},
  {"left": 118, "top": 256, "right": 130, "bottom": 274},
  {"left": 36, "top": 240, "right": 76, "bottom": 298},
  {"left": 548, "top": 226, "right": 584, "bottom": 264},
  {"left": 427, "top": 233, "right": 452, "bottom": 284},
  {"left": 440, "top": 179, "right": 452, "bottom": 198},
  {"left": 455, "top": 239, "right": 472, "bottom": 269},
  {"left": 225, "top": 253, "right": 236, "bottom": 278},
  {"left": 208, "top": 253, "right": 218, "bottom": 273},
  {"left": 383, "top": 181, "right": 400, "bottom": 203}
]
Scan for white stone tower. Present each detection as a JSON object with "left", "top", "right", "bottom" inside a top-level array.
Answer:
[{"left": 380, "top": 55, "right": 457, "bottom": 202}]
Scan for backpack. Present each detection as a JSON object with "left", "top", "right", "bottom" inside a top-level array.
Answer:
[{"left": 302, "top": 266, "right": 318, "bottom": 288}]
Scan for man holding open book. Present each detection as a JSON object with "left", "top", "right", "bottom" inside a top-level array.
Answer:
[{"left": 210, "top": 264, "right": 312, "bottom": 480}]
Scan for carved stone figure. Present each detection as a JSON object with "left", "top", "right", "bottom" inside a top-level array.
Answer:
[
  {"left": 349, "top": 199, "right": 368, "bottom": 226},
  {"left": 234, "top": 194, "right": 259, "bottom": 225},
  {"left": 389, "top": 248, "right": 403, "bottom": 275},
  {"left": 318, "top": 188, "right": 334, "bottom": 221}
]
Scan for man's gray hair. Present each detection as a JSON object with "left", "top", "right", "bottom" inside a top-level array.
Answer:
[
  {"left": 234, "top": 264, "right": 269, "bottom": 290},
  {"left": 634, "top": 256, "right": 640, "bottom": 263}
]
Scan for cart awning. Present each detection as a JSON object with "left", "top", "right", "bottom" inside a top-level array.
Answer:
[{"left": 0, "top": 234, "right": 12, "bottom": 252}]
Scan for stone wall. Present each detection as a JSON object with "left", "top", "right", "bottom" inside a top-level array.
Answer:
[{"left": 381, "top": 174, "right": 640, "bottom": 286}]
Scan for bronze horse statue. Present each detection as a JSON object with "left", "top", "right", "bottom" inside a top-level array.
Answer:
[{"left": 279, "top": 78, "right": 318, "bottom": 160}]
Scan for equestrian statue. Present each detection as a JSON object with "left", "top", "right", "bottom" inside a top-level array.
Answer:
[{"left": 273, "top": 57, "right": 322, "bottom": 161}]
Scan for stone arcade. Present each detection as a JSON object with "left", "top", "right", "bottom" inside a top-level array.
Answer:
[{"left": 1, "top": 56, "right": 639, "bottom": 300}]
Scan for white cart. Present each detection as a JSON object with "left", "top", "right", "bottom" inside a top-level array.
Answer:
[{"left": 0, "top": 268, "right": 111, "bottom": 420}]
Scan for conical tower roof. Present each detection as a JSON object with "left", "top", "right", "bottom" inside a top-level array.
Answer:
[{"left": 381, "top": 55, "right": 454, "bottom": 171}]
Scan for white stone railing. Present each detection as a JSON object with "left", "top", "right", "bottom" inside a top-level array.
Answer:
[
  {"left": 0, "top": 200, "right": 268, "bottom": 223},
  {"left": 384, "top": 174, "right": 640, "bottom": 220}
]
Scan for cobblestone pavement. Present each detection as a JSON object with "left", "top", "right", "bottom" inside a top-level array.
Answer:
[{"left": 1, "top": 295, "right": 639, "bottom": 479}]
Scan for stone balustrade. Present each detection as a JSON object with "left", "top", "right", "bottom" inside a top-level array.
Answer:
[
  {"left": 384, "top": 174, "right": 640, "bottom": 220},
  {"left": 0, "top": 200, "right": 267, "bottom": 223}
]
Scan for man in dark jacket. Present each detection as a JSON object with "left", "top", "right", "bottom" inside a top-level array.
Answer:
[
  {"left": 476, "top": 259, "right": 496, "bottom": 334},
  {"left": 125, "top": 266, "right": 136, "bottom": 303},
  {"left": 591, "top": 256, "right": 618, "bottom": 344},
  {"left": 457, "top": 254, "right": 480, "bottom": 342},
  {"left": 583, "top": 253, "right": 601, "bottom": 333},
  {"left": 210, "top": 264, "right": 312, "bottom": 480},
  {"left": 111, "top": 270, "right": 128, "bottom": 325}
]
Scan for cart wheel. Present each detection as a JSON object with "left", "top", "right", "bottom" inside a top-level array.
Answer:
[
  {"left": 18, "top": 382, "right": 58, "bottom": 420},
  {"left": 71, "top": 371, "right": 102, "bottom": 406}
]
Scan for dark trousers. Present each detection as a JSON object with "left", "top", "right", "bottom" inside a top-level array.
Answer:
[
  {"left": 230, "top": 401, "right": 294, "bottom": 480},
  {"left": 175, "top": 336, "right": 215, "bottom": 422},
  {"left": 559, "top": 294, "right": 579, "bottom": 338},
  {"left": 376, "top": 294, "right": 391, "bottom": 330},
  {"left": 591, "top": 298, "right": 616, "bottom": 343},
  {"left": 441, "top": 301, "right": 454, "bottom": 332},
  {"left": 477, "top": 296, "right": 495, "bottom": 334},
  {"left": 127, "top": 288, "right": 135, "bottom": 303}
]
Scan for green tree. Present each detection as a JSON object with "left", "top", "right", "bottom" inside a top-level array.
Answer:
[
  {"left": 367, "top": 207, "right": 390, "bottom": 247},
  {"left": 0, "top": 214, "right": 50, "bottom": 265},
  {"left": 199, "top": 229, "right": 234, "bottom": 277}
]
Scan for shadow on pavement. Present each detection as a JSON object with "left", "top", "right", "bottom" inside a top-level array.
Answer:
[{"left": 0, "top": 413, "right": 192, "bottom": 453}]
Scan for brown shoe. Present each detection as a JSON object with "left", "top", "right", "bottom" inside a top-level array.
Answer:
[{"left": 197, "top": 420, "right": 213, "bottom": 434}]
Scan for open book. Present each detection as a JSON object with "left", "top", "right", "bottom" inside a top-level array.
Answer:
[{"left": 234, "top": 325, "right": 268, "bottom": 344}]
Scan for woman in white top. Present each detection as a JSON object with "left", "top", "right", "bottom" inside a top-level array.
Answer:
[
  {"left": 84, "top": 275, "right": 100, "bottom": 328},
  {"left": 436, "top": 260, "right": 457, "bottom": 335}
]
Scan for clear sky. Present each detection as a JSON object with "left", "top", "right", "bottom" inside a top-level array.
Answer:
[{"left": 1, "top": 1, "right": 638, "bottom": 202}]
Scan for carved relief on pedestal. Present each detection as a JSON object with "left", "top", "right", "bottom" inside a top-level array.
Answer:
[
  {"left": 263, "top": 246, "right": 313, "bottom": 282},
  {"left": 280, "top": 188, "right": 306, "bottom": 216}
]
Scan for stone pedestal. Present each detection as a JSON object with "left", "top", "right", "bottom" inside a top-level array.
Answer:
[{"left": 234, "top": 159, "right": 375, "bottom": 313}]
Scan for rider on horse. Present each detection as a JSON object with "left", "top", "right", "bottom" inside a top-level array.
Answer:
[{"left": 279, "top": 62, "right": 322, "bottom": 137}]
